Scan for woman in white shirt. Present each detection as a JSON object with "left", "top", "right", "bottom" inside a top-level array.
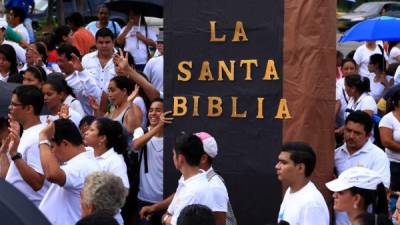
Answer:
[
  {"left": 345, "top": 74, "right": 377, "bottom": 118},
  {"left": 389, "top": 42, "right": 400, "bottom": 64},
  {"left": 368, "top": 54, "right": 393, "bottom": 101},
  {"left": 379, "top": 89, "right": 400, "bottom": 192}
]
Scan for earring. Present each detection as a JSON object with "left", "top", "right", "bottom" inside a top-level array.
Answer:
[{"left": 353, "top": 204, "right": 357, "bottom": 209}]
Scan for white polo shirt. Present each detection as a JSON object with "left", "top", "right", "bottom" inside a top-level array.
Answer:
[
  {"left": 143, "top": 55, "right": 163, "bottom": 93},
  {"left": 206, "top": 167, "right": 229, "bottom": 213},
  {"left": 5, "top": 123, "right": 49, "bottom": 206},
  {"left": 167, "top": 171, "right": 215, "bottom": 225},
  {"left": 39, "top": 151, "right": 100, "bottom": 225},
  {"left": 334, "top": 141, "right": 391, "bottom": 225},
  {"left": 82, "top": 50, "right": 116, "bottom": 93},
  {"left": 94, "top": 148, "right": 129, "bottom": 188},
  {"left": 65, "top": 70, "right": 102, "bottom": 115}
]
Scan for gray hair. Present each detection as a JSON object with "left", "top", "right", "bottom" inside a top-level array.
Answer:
[{"left": 81, "top": 172, "right": 128, "bottom": 215}]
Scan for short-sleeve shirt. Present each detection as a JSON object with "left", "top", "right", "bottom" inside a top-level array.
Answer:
[
  {"left": 143, "top": 55, "right": 163, "bottom": 93},
  {"left": 345, "top": 93, "right": 377, "bottom": 119},
  {"left": 13, "top": 23, "right": 30, "bottom": 43},
  {"left": 389, "top": 46, "right": 400, "bottom": 64},
  {"left": 85, "top": 21, "right": 122, "bottom": 37},
  {"left": 379, "top": 112, "right": 400, "bottom": 162},
  {"left": 121, "top": 25, "right": 157, "bottom": 65},
  {"left": 353, "top": 44, "right": 382, "bottom": 79},
  {"left": 206, "top": 167, "right": 228, "bottom": 212}
]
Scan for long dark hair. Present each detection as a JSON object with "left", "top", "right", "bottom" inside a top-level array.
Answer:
[
  {"left": 0, "top": 44, "right": 18, "bottom": 75},
  {"left": 349, "top": 183, "right": 388, "bottom": 215},
  {"left": 95, "top": 117, "right": 127, "bottom": 154},
  {"left": 345, "top": 74, "right": 370, "bottom": 94},
  {"left": 387, "top": 88, "right": 400, "bottom": 112}
]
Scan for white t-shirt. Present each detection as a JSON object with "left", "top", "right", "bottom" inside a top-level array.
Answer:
[
  {"left": 133, "top": 96, "right": 148, "bottom": 128},
  {"left": 121, "top": 25, "right": 157, "bottom": 65},
  {"left": 39, "top": 151, "right": 100, "bottom": 225},
  {"left": 369, "top": 75, "right": 392, "bottom": 101},
  {"left": 336, "top": 78, "right": 349, "bottom": 127},
  {"left": 133, "top": 127, "right": 163, "bottom": 203},
  {"left": 5, "top": 123, "right": 49, "bottom": 206},
  {"left": 389, "top": 46, "right": 400, "bottom": 64},
  {"left": 93, "top": 148, "right": 129, "bottom": 188},
  {"left": 353, "top": 44, "right": 383, "bottom": 79},
  {"left": 277, "top": 181, "right": 329, "bottom": 225},
  {"left": 82, "top": 50, "right": 116, "bottom": 93},
  {"left": 345, "top": 93, "right": 377, "bottom": 118},
  {"left": 167, "top": 172, "right": 215, "bottom": 225},
  {"left": 40, "top": 108, "right": 83, "bottom": 128},
  {"left": 206, "top": 167, "right": 228, "bottom": 213},
  {"left": 379, "top": 112, "right": 400, "bottom": 162},
  {"left": 143, "top": 55, "right": 163, "bottom": 93},
  {"left": 13, "top": 23, "right": 30, "bottom": 43}
]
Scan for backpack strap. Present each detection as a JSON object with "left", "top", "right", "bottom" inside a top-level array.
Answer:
[
  {"left": 138, "top": 127, "right": 149, "bottom": 173},
  {"left": 112, "top": 20, "right": 117, "bottom": 36}
]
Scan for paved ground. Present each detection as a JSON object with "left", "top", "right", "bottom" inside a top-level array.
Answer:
[{"left": 336, "top": 31, "right": 363, "bottom": 57}]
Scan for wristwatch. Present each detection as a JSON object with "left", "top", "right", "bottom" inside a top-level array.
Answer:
[
  {"left": 11, "top": 152, "right": 22, "bottom": 161},
  {"left": 39, "top": 139, "right": 51, "bottom": 147}
]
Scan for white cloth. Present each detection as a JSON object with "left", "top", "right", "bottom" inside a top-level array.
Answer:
[
  {"left": 63, "top": 95, "right": 86, "bottom": 117},
  {"left": 369, "top": 75, "right": 392, "bottom": 101},
  {"left": 93, "top": 148, "right": 129, "bottom": 188},
  {"left": 133, "top": 96, "right": 147, "bottom": 128},
  {"left": 65, "top": 70, "right": 102, "bottom": 115},
  {"left": 133, "top": 127, "right": 163, "bottom": 203},
  {"left": 13, "top": 23, "right": 30, "bottom": 43},
  {"left": 143, "top": 55, "right": 163, "bottom": 93},
  {"left": 39, "top": 151, "right": 100, "bottom": 225},
  {"left": 5, "top": 123, "right": 49, "bottom": 206},
  {"left": 121, "top": 25, "right": 157, "bottom": 65},
  {"left": 277, "top": 181, "right": 329, "bottom": 225},
  {"left": 39, "top": 108, "right": 83, "bottom": 128},
  {"left": 85, "top": 21, "right": 122, "bottom": 37},
  {"left": 345, "top": 93, "right": 377, "bottom": 118},
  {"left": 3, "top": 40, "right": 26, "bottom": 64},
  {"left": 336, "top": 78, "right": 349, "bottom": 127},
  {"left": 389, "top": 46, "right": 400, "bottom": 64},
  {"left": 19, "top": 63, "right": 50, "bottom": 74},
  {"left": 379, "top": 112, "right": 400, "bottom": 162},
  {"left": 167, "top": 172, "right": 215, "bottom": 225},
  {"left": 82, "top": 50, "right": 116, "bottom": 93},
  {"left": 353, "top": 44, "right": 383, "bottom": 79},
  {"left": 334, "top": 141, "right": 391, "bottom": 225},
  {"left": 206, "top": 167, "right": 229, "bottom": 212}
]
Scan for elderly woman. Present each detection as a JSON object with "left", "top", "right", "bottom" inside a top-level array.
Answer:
[{"left": 80, "top": 172, "right": 128, "bottom": 224}]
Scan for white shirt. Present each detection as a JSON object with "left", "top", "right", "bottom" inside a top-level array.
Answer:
[
  {"left": 5, "top": 123, "right": 49, "bottom": 206},
  {"left": 39, "top": 151, "right": 100, "bottom": 225},
  {"left": 277, "top": 181, "right": 329, "bottom": 225},
  {"left": 334, "top": 141, "right": 391, "bottom": 225},
  {"left": 353, "top": 44, "right": 383, "bottom": 79},
  {"left": 94, "top": 148, "right": 129, "bottom": 188},
  {"left": 13, "top": 23, "right": 30, "bottom": 43},
  {"left": 63, "top": 95, "right": 86, "bottom": 117},
  {"left": 82, "top": 50, "right": 116, "bottom": 93},
  {"left": 345, "top": 93, "right": 377, "bottom": 118},
  {"left": 167, "top": 172, "right": 215, "bottom": 225},
  {"left": 133, "top": 96, "right": 148, "bottom": 128},
  {"left": 121, "top": 25, "right": 157, "bottom": 65},
  {"left": 206, "top": 167, "right": 229, "bottom": 212},
  {"left": 3, "top": 40, "right": 26, "bottom": 64},
  {"left": 336, "top": 78, "right": 349, "bottom": 127},
  {"left": 39, "top": 108, "right": 83, "bottom": 128},
  {"left": 379, "top": 112, "right": 400, "bottom": 162},
  {"left": 65, "top": 70, "right": 102, "bottom": 115},
  {"left": 133, "top": 127, "right": 163, "bottom": 203},
  {"left": 389, "top": 46, "right": 400, "bottom": 64},
  {"left": 143, "top": 55, "right": 163, "bottom": 93},
  {"left": 369, "top": 75, "right": 392, "bottom": 101}
]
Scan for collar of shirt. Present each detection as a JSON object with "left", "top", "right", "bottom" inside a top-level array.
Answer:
[
  {"left": 95, "top": 148, "right": 116, "bottom": 160},
  {"left": 64, "top": 150, "right": 93, "bottom": 165},
  {"left": 354, "top": 92, "right": 369, "bottom": 105},
  {"left": 179, "top": 170, "right": 206, "bottom": 186},
  {"left": 340, "top": 140, "right": 372, "bottom": 157},
  {"left": 206, "top": 166, "right": 214, "bottom": 174}
]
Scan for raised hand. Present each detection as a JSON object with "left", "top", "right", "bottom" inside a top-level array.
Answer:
[
  {"left": 114, "top": 49, "right": 132, "bottom": 75},
  {"left": 88, "top": 95, "right": 100, "bottom": 111},
  {"left": 39, "top": 120, "right": 55, "bottom": 141},
  {"left": 70, "top": 53, "right": 83, "bottom": 72},
  {"left": 8, "top": 121, "right": 21, "bottom": 156},
  {"left": 128, "top": 84, "right": 140, "bottom": 103},
  {"left": 58, "top": 104, "right": 71, "bottom": 119},
  {"left": 159, "top": 111, "right": 173, "bottom": 126},
  {"left": 0, "top": 136, "right": 10, "bottom": 154}
]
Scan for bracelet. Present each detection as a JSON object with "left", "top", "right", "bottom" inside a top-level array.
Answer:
[{"left": 39, "top": 140, "right": 51, "bottom": 147}]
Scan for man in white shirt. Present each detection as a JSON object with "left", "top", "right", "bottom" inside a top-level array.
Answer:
[
  {"left": 38, "top": 119, "right": 100, "bottom": 225},
  {"left": 276, "top": 142, "right": 329, "bottom": 225},
  {"left": 7, "top": 7, "right": 30, "bottom": 43},
  {"left": 57, "top": 44, "right": 104, "bottom": 115},
  {"left": 334, "top": 111, "right": 391, "bottom": 225},
  {"left": 82, "top": 28, "right": 117, "bottom": 93},
  {"left": 143, "top": 31, "right": 164, "bottom": 94},
  {"left": 0, "top": 85, "right": 49, "bottom": 206}
]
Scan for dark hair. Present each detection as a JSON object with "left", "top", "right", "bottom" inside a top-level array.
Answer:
[
  {"left": 174, "top": 133, "right": 204, "bottom": 167},
  {"left": 42, "top": 32, "right": 56, "bottom": 51},
  {"left": 110, "top": 76, "right": 134, "bottom": 95},
  {"left": 53, "top": 119, "right": 83, "bottom": 146},
  {"left": 388, "top": 89, "right": 400, "bottom": 112},
  {"left": 341, "top": 58, "right": 357, "bottom": 68},
  {"left": 346, "top": 50, "right": 356, "bottom": 59},
  {"left": 12, "top": 85, "right": 44, "bottom": 115},
  {"left": 97, "top": 4, "right": 110, "bottom": 13},
  {"left": 47, "top": 72, "right": 75, "bottom": 98},
  {"left": 345, "top": 74, "right": 370, "bottom": 94},
  {"left": 79, "top": 115, "right": 96, "bottom": 128},
  {"left": 33, "top": 42, "right": 48, "bottom": 64},
  {"left": 150, "top": 98, "right": 163, "bottom": 105},
  {"left": 95, "top": 118, "right": 127, "bottom": 154},
  {"left": 75, "top": 209, "right": 118, "bottom": 225},
  {"left": 280, "top": 142, "right": 316, "bottom": 177},
  {"left": 354, "top": 212, "right": 392, "bottom": 225},
  {"left": 387, "top": 63, "right": 400, "bottom": 77},
  {"left": 66, "top": 12, "right": 84, "bottom": 28},
  {"left": 349, "top": 183, "right": 388, "bottom": 215},
  {"left": 25, "top": 66, "right": 47, "bottom": 83},
  {"left": 95, "top": 28, "right": 114, "bottom": 40},
  {"left": 44, "top": 75, "right": 74, "bottom": 97},
  {"left": 57, "top": 44, "right": 81, "bottom": 60},
  {"left": 53, "top": 25, "right": 71, "bottom": 46},
  {"left": 345, "top": 111, "right": 373, "bottom": 134},
  {"left": 369, "top": 54, "right": 386, "bottom": 72},
  {"left": 177, "top": 204, "right": 216, "bottom": 225},
  {"left": 9, "top": 7, "right": 26, "bottom": 22},
  {"left": 0, "top": 44, "right": 18, "bottom": 75}
]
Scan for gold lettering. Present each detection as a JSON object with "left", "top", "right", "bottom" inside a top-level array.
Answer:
[
  {"left": 218, "top": 60, "right": 235, "bottom": 81},
  {"left": 199, "top": 61, "right": 214, "bottom": 81},
  {"left": 173, "top": 96, "right": 188, "bottom": 116},
  {"left": 232, "top": 21, "right": 248, "bottom": 42},
  {"left": 256, "top": 97, "right": 264, "bottom": 119},
  {"left": 177, "top": 61, "right": 192, "bottom": 81},
  {"left": 209, "top": 21, "right": 226, "bottom": 42},
  {"left": 275, "top": 99, "right": 292, "bottom": 119},
  {"left": 240, "top": 59, "right": 258, "bottom": 80},
  {"left": 263, "top": 60, "right": 279, "bottom": 80},
  {"left": 207, "top": 97, "right": 222, "bottom": 117},
  {"left": 192, "top": 96, "right": 200, "bottom": 117},
  {"left": 231, "top": 97, "right": 247, "bottom": 118}
]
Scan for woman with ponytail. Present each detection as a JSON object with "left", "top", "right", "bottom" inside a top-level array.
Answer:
[
  {"left": 345, "top": 74, "right": 377, "bottom": 118},
  {"left": 368, "top": 54, "right": 393, "bottom": 101},
  {"left": 326, "top": 167, "right": 388, "bottom": 225},
  {"left": 83, "top": 117, "right": 130, "bottom": 225}
]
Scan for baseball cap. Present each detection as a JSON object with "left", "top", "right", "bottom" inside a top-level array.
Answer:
[
  {"left": 0, "top": 18, "right": 7, "bottom": 29},
  {"left": 325, "top": 167, "right": 382, "bottom": 192},
  {"left": 194, "top": 132, "right": 218, "bottom": 158}
]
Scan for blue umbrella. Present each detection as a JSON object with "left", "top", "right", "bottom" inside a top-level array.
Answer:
[{"left": 339, "top": 16, "right": 400, "bottom": 42}]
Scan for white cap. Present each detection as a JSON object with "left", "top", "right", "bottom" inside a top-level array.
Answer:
[
  {"left": 325, "top": 167, "right": 382, "bottom": 191},
  {"left": 194, "top": 132, "right": 218, "bottom": 158},
  {"left": 0, "top": 18, "right": 7, "bottom": 29}
]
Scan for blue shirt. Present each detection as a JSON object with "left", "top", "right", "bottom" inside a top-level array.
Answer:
[{"left": 85, "top": 21, "right": 122, "bottom": 37}]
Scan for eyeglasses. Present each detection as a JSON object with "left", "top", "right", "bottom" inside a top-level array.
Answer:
[{"left": 9, "top": 102, "right": 24, "bottom": 108}]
